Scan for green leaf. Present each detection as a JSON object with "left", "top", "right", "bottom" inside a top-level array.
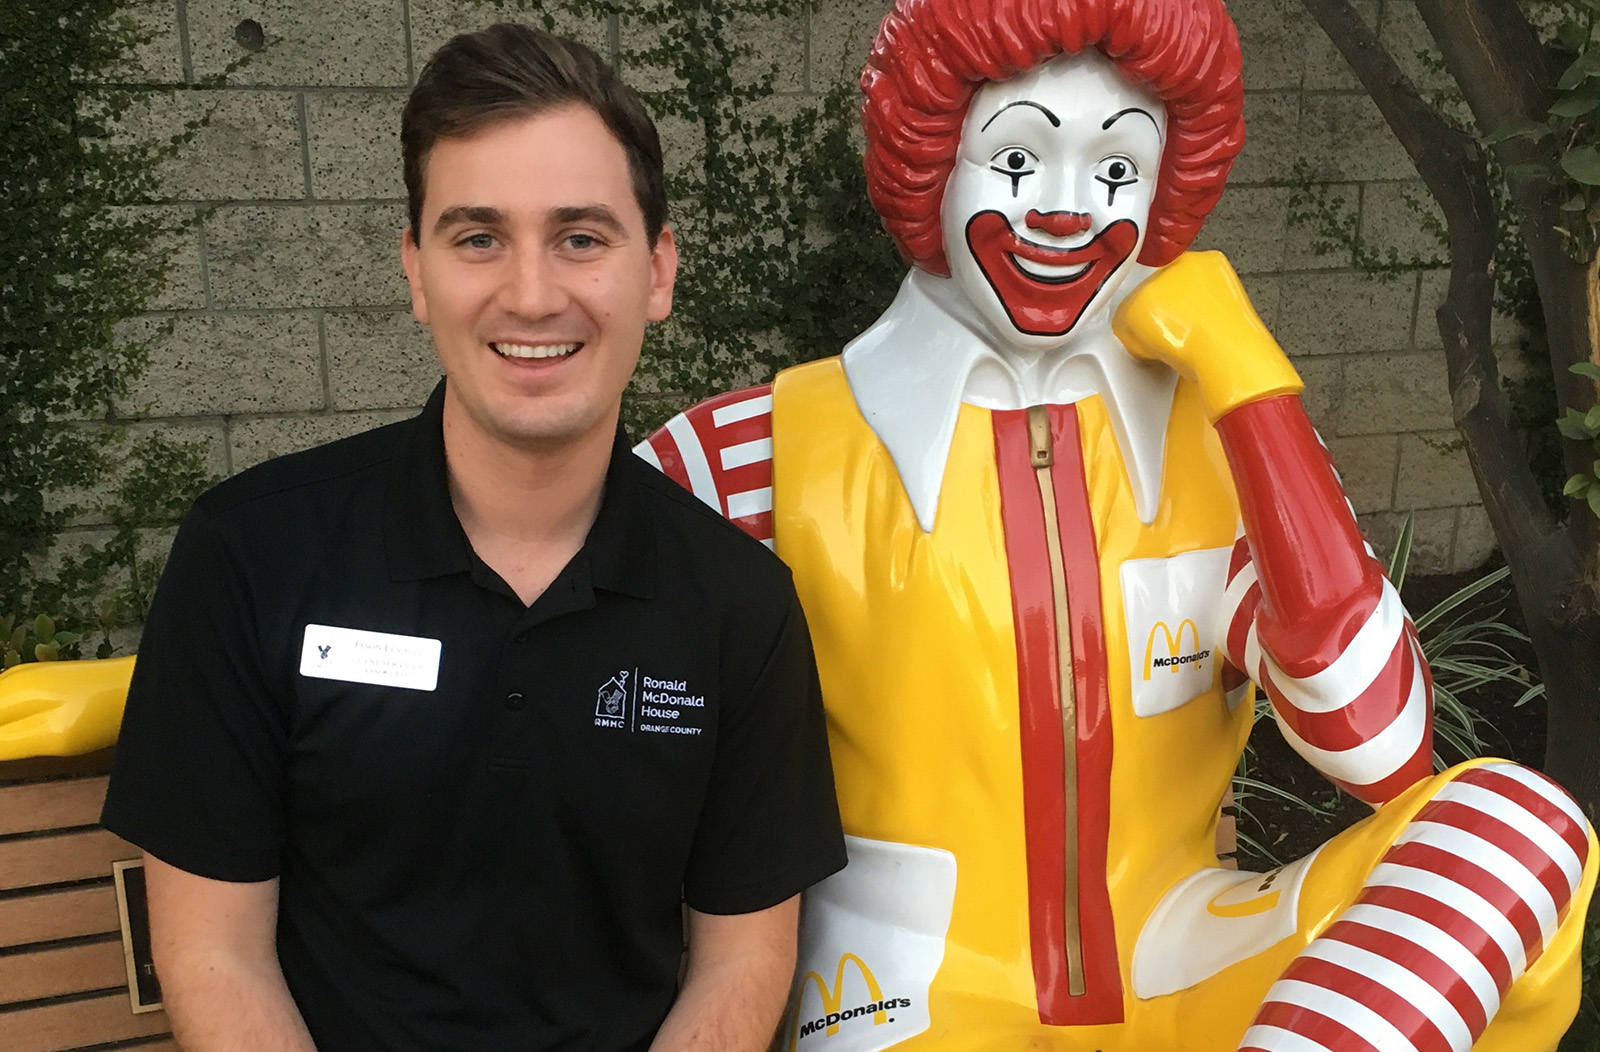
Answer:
[
  {"left": 1587, "top": 404, "right": 1600, "bottom": 430},
  {"left": 1552, "top": 94, "right": 1600, "bottom": 118},
  {"left": 1387, "top": 512, "right": 1415, "bottom": 590},
  {"left": 52, "top": 631, "right": 78, "bottom": 648},
  {"left": 1559, "top": 21, "right": 1590, "bottom": 51},
  {"left": 2, "top": 648, "right": 19, "bottom": 670},
  {"left": 1558, "top": 408, "right": 1596, "bottom": 439},
  {"left": 1559, "top": 59, "right": 1597, "bottom": 91},
  {"left": 33, "top": 614, "right": 54, "bottom": 644},
  {"left": 1563, "top": 193, "right": 1589, "bottom": 212},
  {"left": 1571, "top": 361, "right": 1600, "bottom": 380},
  {"left": 32, "top": 642, "right": 58, "bottom": 662},
  {"left": 1562, "top": 146, "right": 1600, "bottom": 185},
  {"left": 9, "top": 625, "right": 26, "bottom": 652},
  {"left": 1589, "top": 486, "right": 1600, "bottom": 518},
  {"left": 1482, "top": 119, "right": 1549, "bottom": 144},
  {"left": 1565, "top": 473, "right": 1594, "bottom": 496},
  {"left": 1504, "top": 159, "right": 1554, "bottom": 182},
  {"left": 1413, "top": 565, "right": 1510, "bottom": 632}
]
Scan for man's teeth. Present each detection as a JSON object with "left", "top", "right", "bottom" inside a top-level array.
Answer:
[
  {"left": 1012, "top": 256, "right": 1092, "bottom": 282},
  {"left": 495, "top": 342, "right": 579, "bottom": 359}
]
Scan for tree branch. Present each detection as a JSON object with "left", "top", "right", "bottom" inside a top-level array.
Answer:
[{"left": 1297, "top": 0, "right": 1558, "bottom": 552}]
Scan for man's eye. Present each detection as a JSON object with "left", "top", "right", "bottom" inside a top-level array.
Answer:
[
  {"left": 460, "top": 233, "right": 496, "bottom": 250},
  {"left": 566, "top": 233, "right": 600, "bottom": 250}
]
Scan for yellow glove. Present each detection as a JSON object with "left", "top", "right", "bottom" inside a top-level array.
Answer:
[
  {"left": 1113, "top": 251, "right": 1303, "bottom": 422},
  {"left": 0, "top": 655, "right": 135, "bottom": 760}
]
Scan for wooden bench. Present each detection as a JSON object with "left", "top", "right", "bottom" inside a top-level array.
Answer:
[
  {"left": 0, "top": 753, "right": 1235, "bottom": 1052},
  {"left": 0, "top": 767, "right": 173, "bottom": 1052}
]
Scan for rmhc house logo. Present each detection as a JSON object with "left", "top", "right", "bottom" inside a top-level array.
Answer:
[
  {"left": 1142, "top": 618, "right": 1212, "bottom": 680},
  {"left": 789, "top": 953, "right": 910, "bottom": 1050}
]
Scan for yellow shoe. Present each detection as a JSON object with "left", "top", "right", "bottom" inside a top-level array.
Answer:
[{"left": 0, "top": 656, "right": 136, "bottom": 760}]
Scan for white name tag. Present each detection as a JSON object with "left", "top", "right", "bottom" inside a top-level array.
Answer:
[{"left": 299, "top": 624, "right": 441, "bottom": 692}]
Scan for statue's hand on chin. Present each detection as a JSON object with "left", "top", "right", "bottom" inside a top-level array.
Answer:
[{"left": 1111, "top": 251, "right": 1303, "bottom": 422}]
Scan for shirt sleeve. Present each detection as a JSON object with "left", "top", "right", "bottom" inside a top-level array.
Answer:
[
  {"left": 101, "top": 501, "right": 290, "bottom": 882},
  {"left": 682, "top": 588, "right": 847, "bottom": 914}
]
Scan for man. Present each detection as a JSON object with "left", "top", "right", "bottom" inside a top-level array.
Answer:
[
  {"left": 102, "top": 23, "right": 846, "bottom": 1052},
  {"left": 642, "top": 0, "right": 1596, "bottom": 1049}
]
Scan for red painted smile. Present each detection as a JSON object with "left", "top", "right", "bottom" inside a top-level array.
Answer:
[{"left": 965, "top": 212, "right": 1139, "bottom": 337}]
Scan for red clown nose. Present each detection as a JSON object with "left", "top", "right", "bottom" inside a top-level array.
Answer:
[{"left": 1025, "top": 209, "right": 1093, "bottom": 236}]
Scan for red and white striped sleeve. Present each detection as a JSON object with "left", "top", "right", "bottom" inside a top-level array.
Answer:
[
  {"left": 1215, "top": 395, "right": 1434, "bottom": 806},
  {"left": 633, "top": 385, "right": 776, "bottom": 546}
]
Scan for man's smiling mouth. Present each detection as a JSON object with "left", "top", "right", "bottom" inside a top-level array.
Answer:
[{"left": 490, "top": 341, "right": 581, "bottom": 360}]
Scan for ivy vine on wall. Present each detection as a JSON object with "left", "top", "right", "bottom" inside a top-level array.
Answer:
[{"left": 1, "top": 0, "right": 217, "bottom": 663}]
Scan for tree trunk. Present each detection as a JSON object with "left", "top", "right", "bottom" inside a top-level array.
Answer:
[{"left": 1299, "top": 0, "right": 1600, "bottom": 819}]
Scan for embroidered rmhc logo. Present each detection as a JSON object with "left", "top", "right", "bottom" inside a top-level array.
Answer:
[{"left": 595, "top": 670, "right": 629, "bottom": 727}]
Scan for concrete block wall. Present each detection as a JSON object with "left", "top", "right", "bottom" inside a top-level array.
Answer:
[{"left": 106, "top": 0, "right": 1503, "bottom": 574}]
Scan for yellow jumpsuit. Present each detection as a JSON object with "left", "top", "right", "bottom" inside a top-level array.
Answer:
[{"left": 771, "top": 357, "right": 1596, "bottom": 1052}]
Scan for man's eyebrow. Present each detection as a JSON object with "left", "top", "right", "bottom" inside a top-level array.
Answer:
[
  {"left": 551, "top": 204, "right": 627, "bottom": 234},
  {"left": 980, "top": 100, "right": 1062, "bottom": 132},
  {"left": 1102, "top": 107, "right": 1160, "bottom": 133},
  {"left": 432, "top": 205, "right": 502, "bottom": 233}
]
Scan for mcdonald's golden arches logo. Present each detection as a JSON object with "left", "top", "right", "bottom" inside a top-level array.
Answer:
[
  {"left": 1143, "top": 619, "right": 1212, "bottom": 681},
  {"left": 789, "top": 953, "right": 910, "bottom": 1049}
]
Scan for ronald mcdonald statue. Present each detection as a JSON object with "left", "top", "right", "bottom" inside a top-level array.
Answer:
[{"left": 640, "top": 0, "right": 1598, "bottom": 1049}]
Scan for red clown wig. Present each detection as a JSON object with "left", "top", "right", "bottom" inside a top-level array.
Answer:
[{"left": 861, "top": 0, "right": 1246, "bottom": 274}]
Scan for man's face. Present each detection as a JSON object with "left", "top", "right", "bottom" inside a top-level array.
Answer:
[
  {"left": 401, "top": 105, "right": 676, "bottom": 451},
  {"left": 940, "top": 51, "right": 1166, "bottom": 346}
]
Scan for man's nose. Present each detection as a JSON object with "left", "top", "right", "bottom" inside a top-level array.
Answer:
[
  {"left": 501, "top": 247, "right": 569, "bottom": 317},
  {"left": 1025, "top": 209, "right": 1092, "bottom": 237}
]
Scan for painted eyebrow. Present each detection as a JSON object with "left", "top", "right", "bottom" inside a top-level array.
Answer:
[
  {"left": 980, "top": 100, "right": 1062, "bottom": 132},
  {"left": 1102, "top": 107, "right": 1161, "bottom": 133},
  {"left": 432, "top": 205, "right": 503, "bottom": 233}
]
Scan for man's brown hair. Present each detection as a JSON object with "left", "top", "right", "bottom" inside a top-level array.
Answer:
[{"left": 402, "top": 23, "right": 667, "bottom": 244}]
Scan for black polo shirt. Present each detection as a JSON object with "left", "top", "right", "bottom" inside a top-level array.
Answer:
[{"left": 103, "top": 381, "right": 847, "bottom": 1052}]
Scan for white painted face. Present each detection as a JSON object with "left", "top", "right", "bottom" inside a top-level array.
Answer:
[{"left": 940, "top": 50, "right": 1166, "bottom": 349}]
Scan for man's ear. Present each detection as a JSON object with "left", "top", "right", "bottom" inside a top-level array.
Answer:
[
  {"left": 646, "top": 226, "right": 679, "bottom": 323},
  {"left": 400, "top": 227, "right": 430, "bottom": 327}
]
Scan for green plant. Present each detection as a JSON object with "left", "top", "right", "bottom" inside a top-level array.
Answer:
[
  {"left": 2, "top": 0, "right": 222, "bottom": 652},
  {"left": 0, "top": 614, "right": 81, "bottom": 668},
  {"left": 1388, "top": 514, "right": 1546, "bottom": 767},
  {"left": 1560, "top": 360, "right": 1600, "bottom": 513}
]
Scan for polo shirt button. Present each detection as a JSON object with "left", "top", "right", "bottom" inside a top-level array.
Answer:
[{"left": 505, "top": 691, "right": 525, "bottom": 711}]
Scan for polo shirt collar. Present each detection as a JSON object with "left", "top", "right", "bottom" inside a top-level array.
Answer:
[
  {"left": 384, "top": 380, "right": 656, "bottom": 600},
  {"left": 385, "top": 380, "right": 473, "bottom": 582},
  {"left": 585, "top": 425, "right": 657, "bottom": 600}
]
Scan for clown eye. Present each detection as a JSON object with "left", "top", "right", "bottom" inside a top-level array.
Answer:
[
  {"left": 989, "top": 147, "right": 1039, "bottom": 197},
  {"left": 1094, "top": 155, "right": 1139, "bottom": 205}
]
